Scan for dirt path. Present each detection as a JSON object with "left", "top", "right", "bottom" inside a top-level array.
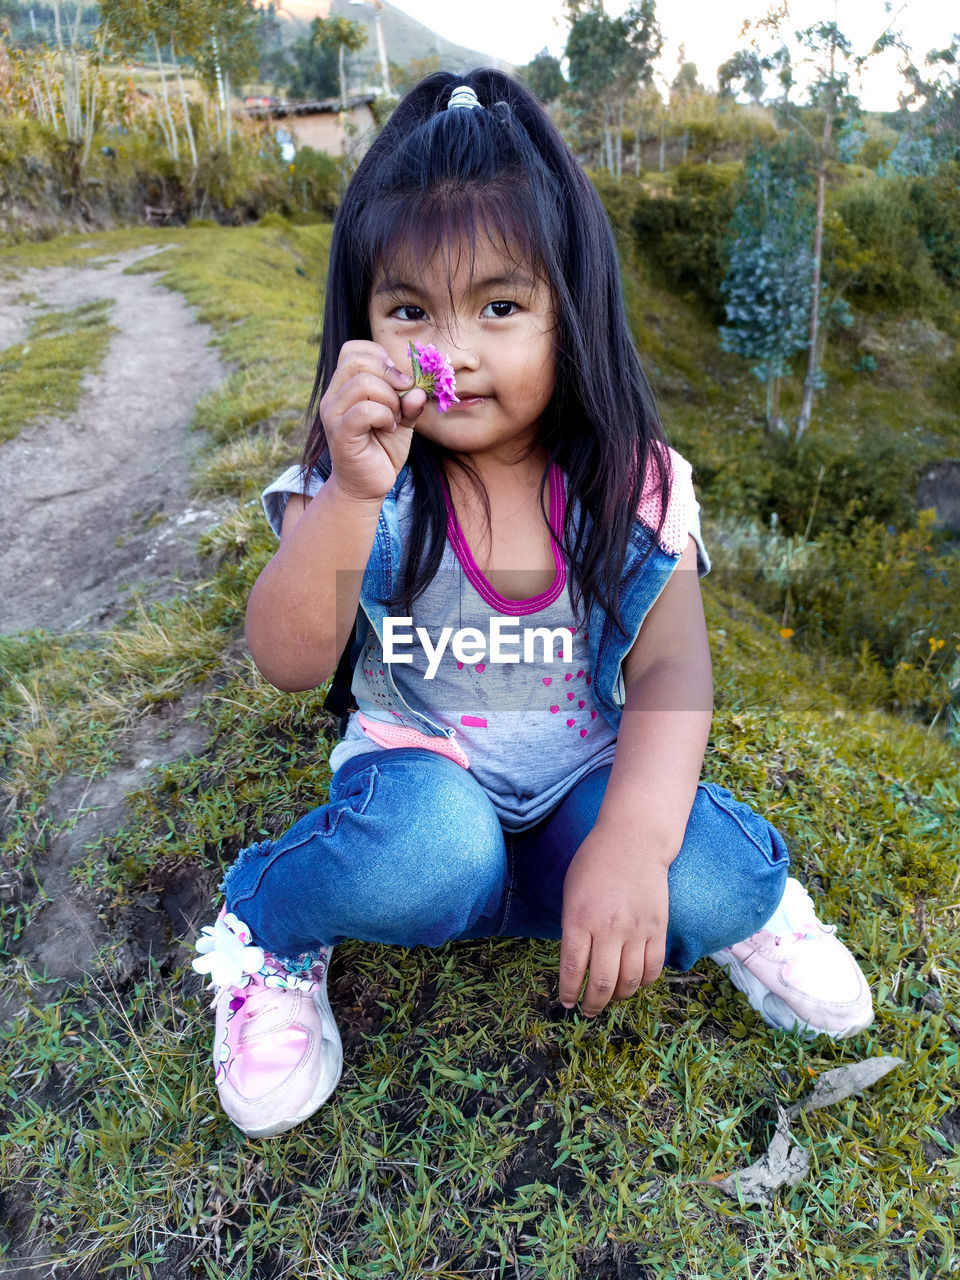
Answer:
[{"left": 0, "top": 246, "right": 227, "bottom": 633}]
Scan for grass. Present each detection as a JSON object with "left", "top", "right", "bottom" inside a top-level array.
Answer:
[
  {"left": 0, "top": 298, "right": 116, "bottom": 443},
  {"left": 0, "top": 222, "right": 958, "bottom": 1278}
]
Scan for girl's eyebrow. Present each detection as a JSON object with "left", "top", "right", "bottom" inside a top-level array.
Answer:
[{"left": 373, "top": 272, "right": 538, "bottom": 297}]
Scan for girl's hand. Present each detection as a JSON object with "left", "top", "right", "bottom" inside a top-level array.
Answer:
[
  {"left": 558, "top": 828, "right": 671, "bottom": 1016},
  {"left": 318, "top": 340, "right": 427, "bottom": 502}
]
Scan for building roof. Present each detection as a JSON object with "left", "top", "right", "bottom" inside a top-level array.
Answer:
[{"left": 242, "top": 94, "right": 377, "bottom": 118}]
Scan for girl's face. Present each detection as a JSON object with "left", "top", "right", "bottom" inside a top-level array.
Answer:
[{"left": 368, "top": 235, "right": 556, "bottom": 467}]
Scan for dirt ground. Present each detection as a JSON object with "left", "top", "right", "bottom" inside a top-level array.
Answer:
[
  {"left": 1, "top": 247, "right": 230, "bottom": 991},
  {"left": 0, "top": 245, "right": 227, "bottom": 634}
]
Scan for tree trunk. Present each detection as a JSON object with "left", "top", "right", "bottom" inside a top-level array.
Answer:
[
  {"left": 81, "top": 22, "right": 107, "bottom": 169},
  {"left": 339, "top": 42, "right": 347, "bottom": 111},
  {"left": 616, "top": 100, "right": 623, "bottom": 178},
  {"left": 152, "top": 31, "right": 179, "bottom": 160},
  {"left": 796, "top": 35, "right": 837, "bottom": 439},
  {"left": 40, "top": 60, "right": 58, "bottom": 128},
  {"left": 210, "top": 30, "right": 226, "bottom": 141},
  {"left": 223, "top": 68, "right": 232, "bottom": 152},
  {"left": 172, "top": 37, "right": 197, "bottom": 169},
  {"left": 659, "top": 116, "right": 665, "bottom": 171},
  {"left": 30, "top": 79, "right": 47, "bottom": 124},
  {"left": 51, "top": 0, "right": 78, "bottom": 139}
]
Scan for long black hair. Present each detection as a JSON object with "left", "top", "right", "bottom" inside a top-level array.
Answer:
[{"left": 303, "top": 68, "right": 670, "bottom": 636}]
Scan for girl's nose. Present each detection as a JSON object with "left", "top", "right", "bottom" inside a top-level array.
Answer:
[{"left": 443, "top": 328, "right": 480, "bottom": 371}]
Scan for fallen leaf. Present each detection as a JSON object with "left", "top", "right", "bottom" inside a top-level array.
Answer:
[
  {"left": 713, "top": 1104, "right": 809, "bottom": 1208},
  {"left": 786, "top": 1056, "right": 905, "bottom": 1119},
  {"left": 706, "top": 1057, "right": 905, "bottom": 1208}
]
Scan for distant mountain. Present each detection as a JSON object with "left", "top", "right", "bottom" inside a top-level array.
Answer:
[{"left": 271, "top": 0, "right": 513, "bottom": 86}]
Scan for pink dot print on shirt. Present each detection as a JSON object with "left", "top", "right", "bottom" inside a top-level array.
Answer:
[
  {"left": 580, "top": 729, "right": 587, "bottom": 738},
  {"left": 475, "top": 664, "right": 485, "bottom": 673},
  {"left": 564, "top": 673, "right": 573, "bottom": 682},
  {"left": 461, "top": 715, "right": 487, "bottom": 728},
  {"left": 567, "top": 691, "right": 575, "bottom": 701},
  {"left": 550, "top": 705, "right": 560, "bottom": 713},
  {"left": 578, "top": 699, "right": 585, "bottom": 708},
  {"left": 542, "top": 677, "right": 552, "bottom": 686},
  {"left": 566, "top": 718, "right": 575, "bottom": 727}
]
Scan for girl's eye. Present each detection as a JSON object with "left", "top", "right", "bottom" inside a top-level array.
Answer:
[
  {"left": 391, "top": 304, "right": 426, "bottom": 322},
  {"left": 481, "top": 300, "right": 518, "bottom": 318}
]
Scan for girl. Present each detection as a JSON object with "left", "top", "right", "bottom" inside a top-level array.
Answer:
[{"left": 192, "top": 71, "right": 873, "bottom": 1139}]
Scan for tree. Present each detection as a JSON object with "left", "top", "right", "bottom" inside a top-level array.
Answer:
[
  {"left": 519, "top": 48, "right": 565, "bottom": 104},
  {"left": 791, "top": 14, "right": 900, "bottom": 437},
  {"left": 717, "top": 48, "right": 766, "bottom": 103},
  {"left": 254, "top": 0, "right": 288, "bottom": 85},
  {"left": 719, "top": 141, "right": 816, "bottom": 432},
  {"left": 670, "top": 50, "right": 702, "bottom": 104},
  {"left": 718, "top": 3, "right": 902, "bottom": 438},
  {"left": 899, "top": 36, "right": 960, "bottom": 169},
  {"left": 389, "top": 54, "right": 439, "bottom": 97},
  {"left": 286, "top": 14, "right": 365, "bottom": 104},
  {"left": 564, "top": 0, "right": 661, "bottom": 175}
]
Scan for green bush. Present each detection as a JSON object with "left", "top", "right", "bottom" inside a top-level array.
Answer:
[
  {"left": 0, "top": 116, "right": 341, "bottom": 242},
  {"left": 712, "top": 511, "right": 960, "bottom": 725},
  {"left": 630, "top": 163, "right": 740, "bottom": 317},
  {"left": 695, "top": 428, "right": 921, "bottom": 539},
  {"left": 280, "top": 145, "right": 339, "bottom": 220},
  {"left": 908, "top": 167, "right": 960, "bottom": 292},
  {"left": 587, "top": 171, "right": 645, "bottom": 236},
  {"left": 830, "top": 177, "right": 943, "bottom": 311}
]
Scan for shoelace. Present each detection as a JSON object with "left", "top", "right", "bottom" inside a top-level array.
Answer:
[{"left": 772, "top": 921, "right": 837, "bottom": 946}]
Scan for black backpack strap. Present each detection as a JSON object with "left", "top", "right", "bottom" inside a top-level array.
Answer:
[{"left": 322, "top": 619, "right": 360, "bottom": 742}]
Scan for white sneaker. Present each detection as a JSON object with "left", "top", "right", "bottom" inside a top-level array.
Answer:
[{"left": 708, "top": 878, "right": 874, "bottom": 1039}]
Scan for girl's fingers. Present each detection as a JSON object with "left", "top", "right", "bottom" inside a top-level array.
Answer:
[
  {"left": 580, "top": 938, "right": 621, "bottom": 1017},
  {"left": 339, "top": 396, "right": 401, "bottom": 438},
  {"left": 640, "top": 936, "right": 666, "bottom": 988},
  {"left": 558, "top": 926, "right": 591, "bottom": 1009},
  {"left": 613, "top": 938, "right": 647, "bottom": 1001},
  {"left": 332, "top": 342, "right": 413, "bottom": 395},
  {"left": 398, "top": 386, "right": 427, "bottom": 424}
]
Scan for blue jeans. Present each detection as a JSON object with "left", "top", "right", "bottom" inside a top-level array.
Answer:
[{"left": 223, "top": 749, "right": 790, "bottom": 972}]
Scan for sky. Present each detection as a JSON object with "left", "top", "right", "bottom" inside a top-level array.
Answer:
[{"left": 385, "top": 0, "right": 958, "bottom": 112}]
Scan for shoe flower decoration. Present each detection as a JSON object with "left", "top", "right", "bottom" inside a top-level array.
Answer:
[
  {"left": 399, "top": 340, "right": 460, "bottom": 412},
  {"left": 192, "top": 911, "right": 265, "bottom": 989}
]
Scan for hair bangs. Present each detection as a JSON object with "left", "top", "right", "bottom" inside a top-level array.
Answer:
[{"left": 360, "top": 176, "right": 558, "bottom": 305}]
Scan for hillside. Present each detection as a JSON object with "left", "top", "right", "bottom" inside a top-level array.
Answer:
[
  {"left": 279, "top": 0, "right": 513, "bottom": 77},
  {"left": 0, "top": 219, "right": 957, "bottom": 1277}
]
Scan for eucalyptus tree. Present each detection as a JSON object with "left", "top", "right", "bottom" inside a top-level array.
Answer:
[
  {"left": 791, "top": 14, "right": 901, "bottom": 436},
  {"left": 716, "top": 3, "right": 902, "bottom": 438},
  {"left": 899, "top": 36, "right": 960, "bottom": 168},
  {"left": 719, "top": 141, "right": 816, "bottom": 433}
]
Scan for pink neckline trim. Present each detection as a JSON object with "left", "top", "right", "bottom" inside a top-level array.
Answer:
[{"left": 443, "top": 463, "right": 567, "bottom": 615}]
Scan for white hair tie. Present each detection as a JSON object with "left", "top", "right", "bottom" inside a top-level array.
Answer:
[{"left": 447, "top": 85, "right": 481, "bottom": 110}]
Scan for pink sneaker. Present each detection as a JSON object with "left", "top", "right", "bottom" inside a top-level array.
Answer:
[
  {"left": 192, "top": 910, "right": 343, "bottom": 1138},
  {"left": 708, "top": 878, "right": 874, "bottom": 1039}
]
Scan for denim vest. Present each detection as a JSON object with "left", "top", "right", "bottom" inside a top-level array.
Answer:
[{"left": 344, "top": 465, "right": 683, "bottom": 744}]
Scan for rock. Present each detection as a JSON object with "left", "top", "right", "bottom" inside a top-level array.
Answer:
[{"left": 916, "top": 459, "right": 960, "bottom": 529}]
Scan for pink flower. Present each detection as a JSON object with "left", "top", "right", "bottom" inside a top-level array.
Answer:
[{"left": 404, "top": 340, "right": 460, "bottom": 413}]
